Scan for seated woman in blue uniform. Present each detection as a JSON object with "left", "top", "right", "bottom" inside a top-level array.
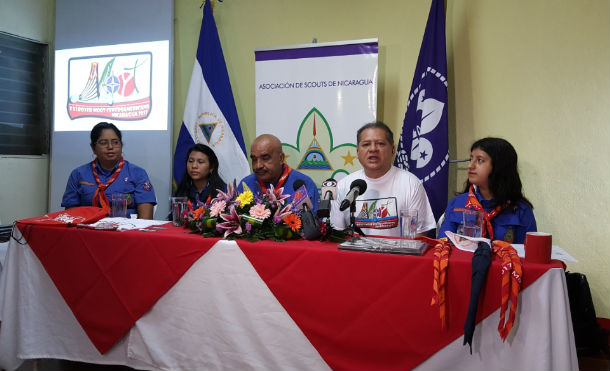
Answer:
[
  {"left": 437, "top": 137, "right": 536, "bottom": 243},
  {"left": 61, "top": 122, "right": 157, "bottom": 219},
  {"left": 174, "top": 144, "right": 226, "bottom": 205}
]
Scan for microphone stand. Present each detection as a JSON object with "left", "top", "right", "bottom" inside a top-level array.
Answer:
[{"left": 348, "top": 200, "right": 366, "bottom": 240}]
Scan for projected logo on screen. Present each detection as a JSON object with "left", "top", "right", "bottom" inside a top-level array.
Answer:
[{"left": 66, "top": 52, "right": 152, "bottom": 120}]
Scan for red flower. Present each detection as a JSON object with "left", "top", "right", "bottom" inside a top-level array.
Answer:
[
  {"left": 283, "top": 214, "right": 302, "bottom": 232},
  {"left": 193, "top": 206, "right": 205, "bottom": 220},
  {"left": 187, "top": 200, "right": 194, "bottom": 213},
  {"left": 319, "top": 221, "right": 327, "bottom": 235}
]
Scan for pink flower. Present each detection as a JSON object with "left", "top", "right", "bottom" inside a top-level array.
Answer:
[
  {"left": 213, "top": 182, "right": 237, "bottom": 203},
  {"left": 266, "top": 184, "right": 290, "bottom": 207},
  {"left": 274, "top": 204, "right": 293, "bottom": 220},
  {"left": 217, "top": 206, "right": 243, "bottom": 238},
  {"left": 209, "top": 200, "right": 226, "bottom": 217},
  {"left": 249, "top": 203, "right": 271, "bottom": 220}
]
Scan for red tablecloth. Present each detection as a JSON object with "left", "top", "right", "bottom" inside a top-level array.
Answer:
[
  {"left": 16, "top": 222, "right": 218, "bottom": 354},
  {"left": 17, "top": 223, "right": 562, "bottom": 370},
  {"left": 238, "top": 239, "right": 563, "bottom": 371}
]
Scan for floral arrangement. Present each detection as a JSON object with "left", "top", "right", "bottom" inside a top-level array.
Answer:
[{"left": 183, "top": 182, "right": 348, "bottom": 242}]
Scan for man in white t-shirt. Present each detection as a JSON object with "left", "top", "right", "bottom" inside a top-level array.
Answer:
[{"left": 330, "top": 122, "right": 436, "bottom": 237}]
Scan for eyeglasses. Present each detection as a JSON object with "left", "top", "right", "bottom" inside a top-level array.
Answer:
[{"left": 96, "top": 139, "right": 122, "bottom": 147}]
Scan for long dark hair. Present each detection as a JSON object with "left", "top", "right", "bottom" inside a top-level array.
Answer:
[
  {"left": 175, "top": 144, "right": 226, "bottom": 201},
  {"left": 463, "top": 137, "right": 533, "bottom": 209}
]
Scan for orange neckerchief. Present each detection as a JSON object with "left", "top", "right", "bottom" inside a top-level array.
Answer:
[
  {"left": 258, "top": 164, "right": 292, "bottom": 194},
  {"left": 492, "top": 240, "right": 522, "bottom": 341},
  {"left": 419, "top": 236, "right": 452, "bottom": 330},
  {"left": 464, "top": 185, "right": 505, "bottom": 240},
  {"left": 91, "top": 157, "right": 125, "bottom": 214}
]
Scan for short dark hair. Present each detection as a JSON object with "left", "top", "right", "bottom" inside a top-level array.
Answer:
[
  {"left": 356, "top": 121, "right": 394, "bottom": 145},
  {"left": 90, "top": 122, "right": 122, "bottom": 145},
  {"left": 463, "top": 137, "right": 532, "bottom": 209}
]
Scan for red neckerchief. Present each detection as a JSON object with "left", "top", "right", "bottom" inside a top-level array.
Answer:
[
  {"left": 258, "top": 164, "right": 292, "bottom": 193},
  {"left": 91, "top": 157, "right": 125, "bottom": 214},
  {"left": 464, "top": 185, "right": 506, "bottom": 240},
  {"left": 492, "top": 240, "right": 522, "bottom": 341},
  {"left": 431, "top": 238, "right": 451, "bottom": 329},
  {"left": 418, "top": 236, "right": 452, "bottom": 330}
]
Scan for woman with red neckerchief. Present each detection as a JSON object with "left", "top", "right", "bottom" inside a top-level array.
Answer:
[
  {"left": 61, "top": 122, "right": 157, "bottom": 219},
  {"left": 437, "top": 137, "right": 536, "bottom": 243}
]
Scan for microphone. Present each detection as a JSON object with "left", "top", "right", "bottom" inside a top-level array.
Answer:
[
  {"left": 292, "top": 180, "right": 321, "bottom": 240},
  {"left": 317, "top": 178, "right": 337, "bottom": 218},
  {"left": 291, "top": 180, "right": 314, "bottom": 210},
  {"left": 339, "top": 179, "right": 367, "bottom": 212}
]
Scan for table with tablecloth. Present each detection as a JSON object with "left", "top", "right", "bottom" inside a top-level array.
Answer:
[{"left": 0, "top": 223, "right": 578, "bottom": 370}]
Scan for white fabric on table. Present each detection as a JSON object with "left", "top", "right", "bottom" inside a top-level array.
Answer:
[
  {"left": 0, "top": 227, "right": 578, "bottom": 371},
  {"left": 0, "top": 231, "right": 328, "bottom": 371},
  {"left": 417, "top": 268, "right": 578, "bottom": 370},
  {"left": 0, "top": 241, "right": 8, "bottom": 273},
  {"left": 128, "top": 239, "right": 330, "bottom": 371},
  {"left": 0, "top": 228, "right": 159, "bottom": 371}
]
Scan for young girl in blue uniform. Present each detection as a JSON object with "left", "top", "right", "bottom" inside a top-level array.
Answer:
[
  {"left": 174, "top": 144, "right": 226, "bottom": 206},
  {"left": 61, "top": 122, "right": 157, "bottom": 219},
  {"left": 437, "top": 137, "right": 536, "bottom": 243}
]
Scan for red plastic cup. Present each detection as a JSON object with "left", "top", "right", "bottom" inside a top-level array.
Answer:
[{"left": 524, "top": 232, "right": 552, "bottom": 264}]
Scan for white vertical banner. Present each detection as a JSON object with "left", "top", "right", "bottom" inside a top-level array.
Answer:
[{"left": 255, "top": 39, "right": 378, "bottom": 187}]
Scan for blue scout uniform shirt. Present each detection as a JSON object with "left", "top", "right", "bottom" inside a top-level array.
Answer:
[
  {"left": 61, "top": 160, "right": 157, "bottom": 218},
  {"left": 189, "top": 184, "right": 211, "bottom": 205},
  {"left": 437, "top": 187, "right": 536, "bottom": 243},
  {"left": 237, "top": 168, "right": 320, "bottom": 213},
  {"left": 186, "top": 182, "right": 227, "bottom": 206}
]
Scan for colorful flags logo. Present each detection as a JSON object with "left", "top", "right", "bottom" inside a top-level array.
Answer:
[{"left": 67, "top": 53, "right": 152, "bottom": 120}]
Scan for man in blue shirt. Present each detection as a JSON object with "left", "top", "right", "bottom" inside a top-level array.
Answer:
[{"left": 238, "top": 134, "right": 319, "bottom": 213}]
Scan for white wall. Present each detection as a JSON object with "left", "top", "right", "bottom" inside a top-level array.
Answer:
[
  {"left": 0, "top": 156, "right": 49, "bottom": 224},
  {"left": 0, "top": 0, "right": 54, "bottom": 224}
]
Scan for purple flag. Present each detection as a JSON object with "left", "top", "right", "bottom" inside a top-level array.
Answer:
[{"left": 394, "top": 0, "right": 449, "bottom": 220}]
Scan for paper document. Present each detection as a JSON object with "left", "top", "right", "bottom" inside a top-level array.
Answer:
[
  {"left": 443, "top": 231, "right": 578, "bottom": 263},
  {"left": 84, "top": 217, "right": 170, "bottom": 231},
  {"left": 338, "top": 236, "right": 428, "bottom": 256}
]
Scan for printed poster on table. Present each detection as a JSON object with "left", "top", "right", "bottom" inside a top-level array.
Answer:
[{"left": 255, "top": 39, "right": 378, "bottom": 187}]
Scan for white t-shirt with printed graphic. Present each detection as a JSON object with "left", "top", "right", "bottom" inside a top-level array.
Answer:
[{"left": 330, "top": 166, "right": 436, "bottom": 237}]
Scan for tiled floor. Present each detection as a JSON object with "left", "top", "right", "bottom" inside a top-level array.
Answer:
[
  {"left": 10, "top": 330, "right": 610, "bottom": 371},
  {"left": 10, "top": 353, "right": 610, "bottom": 371},
  {"left": 578, "top": 349, "right": 610, "bottom": 371},
  {"left": 14, "top": 360, "right": 138, "bottom": 371}
]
